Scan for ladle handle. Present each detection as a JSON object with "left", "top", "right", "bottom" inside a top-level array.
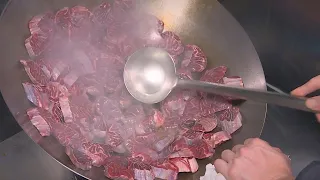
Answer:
[{"left": 177, "top": 79, "right": 318, "bottom": 113}]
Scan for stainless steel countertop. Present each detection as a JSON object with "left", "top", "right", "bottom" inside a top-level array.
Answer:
[{"left": 0, "top": 131, "right": 76, "bottom": 180}]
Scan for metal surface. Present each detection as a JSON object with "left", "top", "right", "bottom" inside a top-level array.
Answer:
[
  {"left": 178, "top": 80, "right": 315, "bottom": 113},
  {"left": 0, "top": 0, "right": 267, "bottom": 179},
  {"left": 221, "top": 0, "right": 320, "bottom": 93},
  {"left": 124, "top": 47, "right": 177, "bottom": 104},
  {"left": 0, "top": 131, "right": 76, "bottom": 180}
]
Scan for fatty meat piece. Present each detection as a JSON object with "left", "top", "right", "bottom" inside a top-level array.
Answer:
[
  {"left": 200, "top": 66, "right": 227, "bottom": 84},
  {"left": 217, "top": 107, "right": 243, "bottom": 135},
  {"left": 44, "top": 82, "right": 69, "bottom": 101},
  {"left": 29, "top": 12, "right": 55, "bottom": 35},
  {"left": 51, "top": 122, "right": 83, "bottom": 147},
  {"left": 130, "top": 157, "right": 155, "bottom": 180},
  {"left": 66, "top": 146, "right": 93, "bottom": 170},
  {"left": 23, "top": 83, "right": 50, "bottom": 110},
  {"left": 48, "top": 101, "right": 64, "bottom": 123},
  {"left": 177, "top": 68, "right": 193, "bottom": 80},
  {"left": 193, "top": 116, "right": 218, "bottom": 132},
  {"left": 170, "top": 157, "right": 199, "bottom": 173},
  {"left": 182, "top": 97, "right": 201, "bottom": 121},
  {"left": 20, "top": 60, "right": 51, "bottom": 85},
  {"left": 54, "top": 7, "right": 71, "bottom": 34},
  {"left": 59, "top": 97, "right": 73, "bottom": 123},
  {"left": 161, "top": 91, "right": 186, "bottom": 119},
  {"left": 25, "top": 32, "right": 51, "bottom": 57},
  {"left": 104, "top": 156, "right": 134, "bottom": 180},
  {"left": 223, "top": 76, "right": 244, "bottom": 88},
  {"left": 59, "top": 95, "right": 94, "bottom": 122},
  {"left": 181, "top": 45, "right": 207, "bottom": 73},
  {"left": 160, "top": 31, "right": 184, "bottom": 58},
  {"left": 95, "top": 96, "right": 123, "bottom": 122},
  {"left": 82, "top": 142, "right": 110, "bottom": 167},
  {"left": 69, "top": 6, "right": 92, "bottom": 40},
  {"left": 27, "top": 108, "right": 51, "bottom": 136},
  {"left": 152, "top": 130, "right": 177, "bottom": 152},
  {"left": 168, "top": 148, "right": 194, "bottom": 159},
  {"left": 151, "top": 160, "right": 178, "bottom": 180},
  {"left": 92, "top": 2, "right": 112, "bottom": 27},
  {"left": 199, "top": 96, "right": 232, "bottom": 117},
  {"left": 203, "top": 131, "right": 232, "bottom": 148},
  {"left": 222, "top": 76, "right": 245, "bottom": 100}
]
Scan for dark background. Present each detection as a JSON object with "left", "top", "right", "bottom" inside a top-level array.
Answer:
[
  {"left": 221, "top": 0, "right": 320, "bottom": 175},
  {"left": 0, "top": 0, "right": 320, "bottom": 177},
  {"left": 222, "top": 0, "right": 320, "bottom": 92}
]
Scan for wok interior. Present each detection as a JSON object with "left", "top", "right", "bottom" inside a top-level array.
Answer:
[{"left": 0, "top": 0, "right": 266, "bottom": 179}]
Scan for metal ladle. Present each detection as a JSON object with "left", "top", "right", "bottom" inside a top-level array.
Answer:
[{"left": 124, "top": 47, "right": 317, "bottom": 113}]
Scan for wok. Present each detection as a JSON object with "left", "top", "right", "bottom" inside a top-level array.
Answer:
[{"left": 0, "top": 0, "right": 267, "bottom": 179}]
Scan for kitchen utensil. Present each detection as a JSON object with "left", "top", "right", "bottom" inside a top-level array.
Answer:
[{"left": 124, "top": 47, "right": 315, "bottom": 113}]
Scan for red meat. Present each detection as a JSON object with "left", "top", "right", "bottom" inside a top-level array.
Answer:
[{"left": 181, "top": 45, "right": 207, "bottom": 73}]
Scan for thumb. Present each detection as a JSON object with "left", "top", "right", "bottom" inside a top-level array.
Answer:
[{"left": 306, "top": 96, "right": 320, "bottom": 111}]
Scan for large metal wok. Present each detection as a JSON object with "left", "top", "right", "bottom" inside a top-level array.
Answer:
[{"left": 0, "top": 0, "right": 267, "bottom": 179}]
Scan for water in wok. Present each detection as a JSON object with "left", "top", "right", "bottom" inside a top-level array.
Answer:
[{"left": 0, "top": 0, "right": 266, "bottom": 179}]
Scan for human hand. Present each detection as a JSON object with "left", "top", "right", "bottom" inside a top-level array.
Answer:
[
  {"left": 214, "top": 138, "right": 293, "bottom": 180},
  {"left": 291, "top": 75, "right": 320, "bottom": 121}
]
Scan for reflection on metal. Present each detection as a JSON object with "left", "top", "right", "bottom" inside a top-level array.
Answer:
[
  {"left": 0, "top": 132, "right": 75, "bottom": 180},
  {"left": 124, "top": 47, "right": 177, "bottom": 104},
  {"left": 157, "top": 0, "right": 194, "bottom": 30},
  {"left": 267, "top": 83, "right": 286, "bottom": 94}
]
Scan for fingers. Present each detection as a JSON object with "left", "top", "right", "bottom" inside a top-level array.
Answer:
[
  {"left": 306, "top": 96, "right": 320, "bottom": 111},
  {"left": 244, "top": 138, "right": 270, "bottom": 148},
  {"left": 273, "top": 147, "right": 282, "bottom": 153},
  {"left": 244, "top": 138, "right": 254, "bottom": 145},
  {"left": 232, "top": 145, "right": 244, "bottom": 153},
  {"left": 214, "top": 159, "right": 228, "bottom": 178},
  {"left": 215, "top": 138, "right": 287, "bottom": 180},
  {"left": 221, "top": 150, "right": 235, "bottom": 163},
  {"left": 216, "top": 149, "right": 236, "bottom": 178},
  {"left": 291, "top": 75, "right": 320, "bottom": 122},
  {"left": 291, "top": 75, "right": 320, "bottom": 96},
  {"left": 305, "top": 96, "right": 320, "bottom": 122},
  {"left": 316, "top": 114, "right": 320, "bottom": 122}
]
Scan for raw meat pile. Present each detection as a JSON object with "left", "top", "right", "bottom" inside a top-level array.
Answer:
[{"left": 21, "top": 0, "right": 244, "bottom": 179}]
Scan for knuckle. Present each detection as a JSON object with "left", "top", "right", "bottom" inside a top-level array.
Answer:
[
  {"left": 250, "top": 138, "right": 270, "bottom": 147},
  {"left": 239, "top": 147, "right": 248, "bottom": 156},
  {"left": 250, "top": 138, "right": 261, "bottom": 145},
  {"left": 232, "top": 145, "right": 240, "bottom": 152},
  {"left": 232, "top": 158, "right": 241, "bottom": 166},
  {"left": 221, "top": 150, "right": 228, "bottom": 156},
  {"left": 274, "top": 147, "right": 282, "bottom": 152}
]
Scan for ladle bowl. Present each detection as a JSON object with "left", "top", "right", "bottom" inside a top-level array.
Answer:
[{"left": 124, "top": 47, "right": 178, "bottom": 104}]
